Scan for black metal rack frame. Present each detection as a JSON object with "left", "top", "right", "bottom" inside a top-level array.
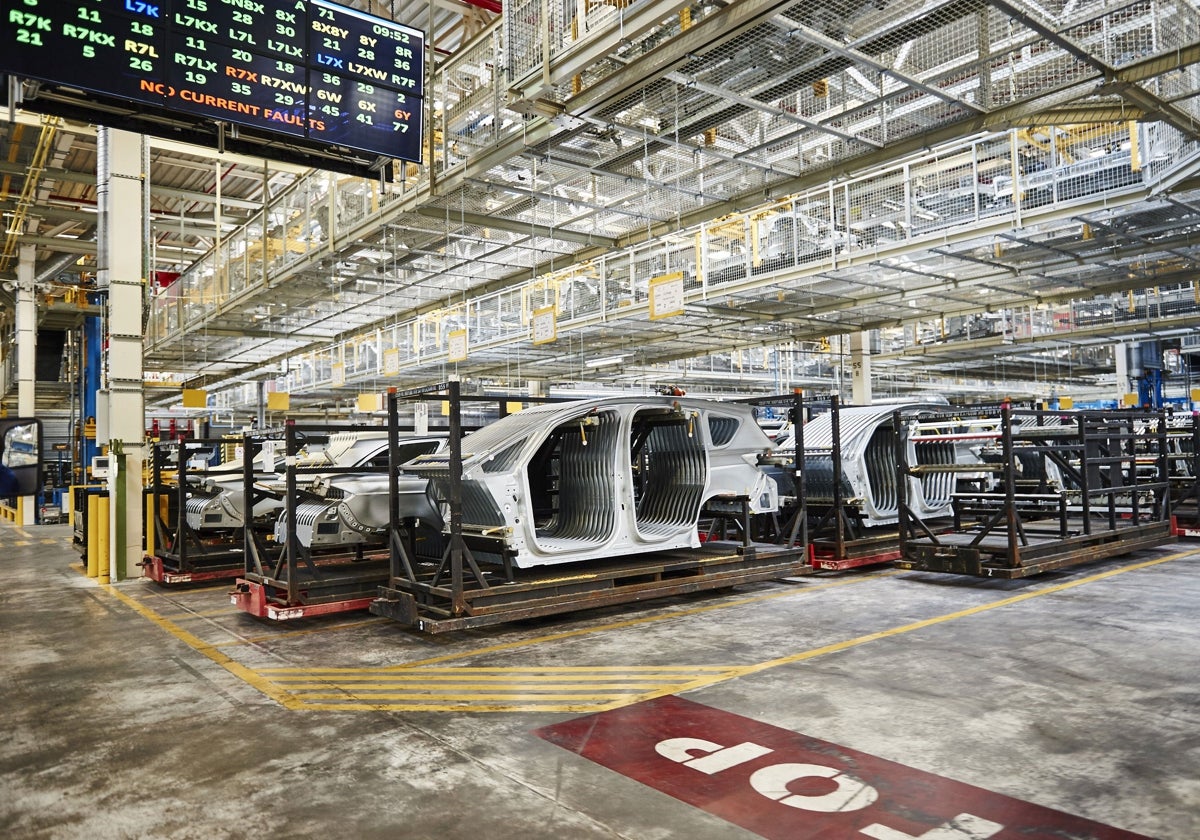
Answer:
[
  {"left": 1166, "top": 413, "right": 1200, "bottom": 534},
  {"left": 143, "top": 436, "right": 248, "bottom": 582},
  {"left": 372, "top": 384, "right": 812, "bottom": 634},
  {"left": 240, "top": 421, "right": 394, "bottom": 610},
  {"left": 896, "top": 406, "right": 1173, "bottom": 577}
]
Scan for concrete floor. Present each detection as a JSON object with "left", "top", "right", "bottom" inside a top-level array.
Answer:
[{"left": 1, "top": 518, "right": 1197, "bottom": 839}]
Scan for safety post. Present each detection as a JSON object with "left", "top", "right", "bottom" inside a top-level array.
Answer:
[
  {"left": 86, "top": 494, "right": 101, "bottom": 577},
  {"left": 97, "top": 495, "right": 111, "bottom": 584},
  {"left": 144, "top": 490, "right": 156, "bottom": 558}
]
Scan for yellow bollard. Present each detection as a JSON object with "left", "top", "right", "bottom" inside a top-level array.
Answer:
[
  {"left": 97, "top": 495, "right": 110, "bottom": 584},
  {"left": 145, "top": 491, "right": 156, "bottom": 558},
  {"left": 86, "top": 494, "right": 100, "bottom": 578}
]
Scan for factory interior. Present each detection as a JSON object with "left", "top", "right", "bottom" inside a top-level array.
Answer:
[{"left": 2, "top": 0, "right": 1199, "bottom": 838}]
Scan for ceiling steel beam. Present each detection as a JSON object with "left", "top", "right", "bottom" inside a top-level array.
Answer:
[{"left": 413, "top": 206, "right": 618, "bottom": 247}]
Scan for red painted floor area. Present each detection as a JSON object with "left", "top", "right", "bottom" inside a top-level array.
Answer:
[{"left": 536, "top": 695, "right": 1153, "bottom": 840}]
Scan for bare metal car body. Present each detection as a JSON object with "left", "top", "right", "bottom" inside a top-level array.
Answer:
[
  {"left": 272, "top": 435, "right": 446, "bottom": 549},
  {"left": 403, "top": 397, "right": 779, "bottom": 569}
]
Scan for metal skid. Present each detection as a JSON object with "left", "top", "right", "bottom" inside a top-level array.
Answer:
[
  {"left": 372, "top": 384, "right": 812, "bottom": 634},
  {"left": 896, "top": 406, "right": 1173, "bottom": 578},
  {"left": 235, "top": 422, "right": 396, "bottom": 620},
  {"left": 142, "top": 438, "right": 250, "bottom": 585}
]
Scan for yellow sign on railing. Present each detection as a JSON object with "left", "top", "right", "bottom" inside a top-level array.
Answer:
[
  {"left": 181, "top": 389, "right": 208, "bottom": 408},
  {"left": 649, "top": 272, "right": 685, "bottom": 320},
  {"left": 531, "top": 305, "right": 557, "bottom": 345},
  {"left": 448, "top": 329, "right": 468, "bottom": 362}
]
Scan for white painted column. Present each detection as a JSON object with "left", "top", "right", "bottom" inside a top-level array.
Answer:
[
  {"left": 16, "top": 243, "right": 36, "bottom": 525},
  {"left": 849, "top": 331, "right": 872, "bottom": 405},
  {"left": 1114, "top": 342, "right": 1130, "bottom": 405},
  {"left": 98, "top": 128, "right": 146, "bottom": 581}
]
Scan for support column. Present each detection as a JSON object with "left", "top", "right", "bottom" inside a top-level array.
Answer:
[
  {"left": 1115, "top": 342, "right": 1131, "bottom": 406},
  {"left": 849, "top": 331, "right": 872, "bottom": 405},
  {"left": 256, "top": 381, "right": 266, "bottom": 428},
  {"left": 16, "top": 243, "right": 36, "bottom": 525},
  {"left": 98, "top": 127, "right": 146, "bottom": 581}
]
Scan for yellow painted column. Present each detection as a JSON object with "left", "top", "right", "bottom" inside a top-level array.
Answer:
[
  {"left": 97, "top": 495, "right": 111, "bottom": 584},
  {"left": 86, "top": 494, "right": 100, "bottom": 578}
]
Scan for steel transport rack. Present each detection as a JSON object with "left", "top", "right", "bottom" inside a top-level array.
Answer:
[
  {"left": 371, "top": 383, "right": 813, "bottom": 634},
  {"left": 142, "top": 437, "right": 258, "bottom": 584},
  {"left": 1167, "top": 413, "right": 1200, "bottom": 537},
  {"left": 895, "top": 406, "right": 1173, "bottom": 578},
  {"left": 231, "top": 421, "right": 398, "bottom": 620},
  {"left": 231, "top": 394, "right": 548, "bottom": 620}
]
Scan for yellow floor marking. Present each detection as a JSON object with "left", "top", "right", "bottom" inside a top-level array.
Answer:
[
  {"left": 271, "top": 549, "right": 1192, "bottom": 713},
  {"left": 294, "top": 701, "right": 633, "bottom": 713},
  {"left": 270, "top": 667, "right": 735, "bottom": 678},
  {"left": 291, "top": 690, "right": 683, "bottom": 701},
  {"left": 596, "top": 550, "right": 1193, "bottom": 712},
  {"left": 101, "top": 584, "right": 307, "bottom": 710},
  {"left": 100, "top": 547, "right": 1193, "bottom": 713},
  {"left": 12, "top": 540, "right": 31, "bottom": 547},
  {"left": 211, "top": 617, "right": 386, "bottom": 647},
  {"left": 280, "top": 680, "right": 716, "bottom": 691},
  {"left": 257, "top": 571, "right": 897, "bottom": 674},
  {"left": 266, "top": 667, "right": 744, "bottom": 712}
]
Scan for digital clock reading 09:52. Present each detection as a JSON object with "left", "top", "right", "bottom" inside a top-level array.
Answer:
[{"left": 1, "top": 0, "right": 424, "bottom": 163}]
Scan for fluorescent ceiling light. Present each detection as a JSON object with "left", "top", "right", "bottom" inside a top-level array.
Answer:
[{"left": 585, "top": 354, "right": 630, "bottom": 368}]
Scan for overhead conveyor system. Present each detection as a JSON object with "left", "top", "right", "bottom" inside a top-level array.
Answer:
[{"left": 114, "top": 0, "right": 1200, "bottom": 409}]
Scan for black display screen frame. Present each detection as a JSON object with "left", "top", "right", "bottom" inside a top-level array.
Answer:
[{"left": 0, "top": 0, "right": 425, "bottom": 177}]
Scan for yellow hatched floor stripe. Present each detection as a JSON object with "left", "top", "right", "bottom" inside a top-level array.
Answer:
[
  {"left": 259, "top": 666, "right": 746, "bottom": 712},
  {"left": 261, "top": 665, "right": 740, "bottom": 674}
]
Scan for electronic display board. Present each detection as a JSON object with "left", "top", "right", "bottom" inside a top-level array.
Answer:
[{"left": 0, "top": 0, "right": 424, "bottom": 168}]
